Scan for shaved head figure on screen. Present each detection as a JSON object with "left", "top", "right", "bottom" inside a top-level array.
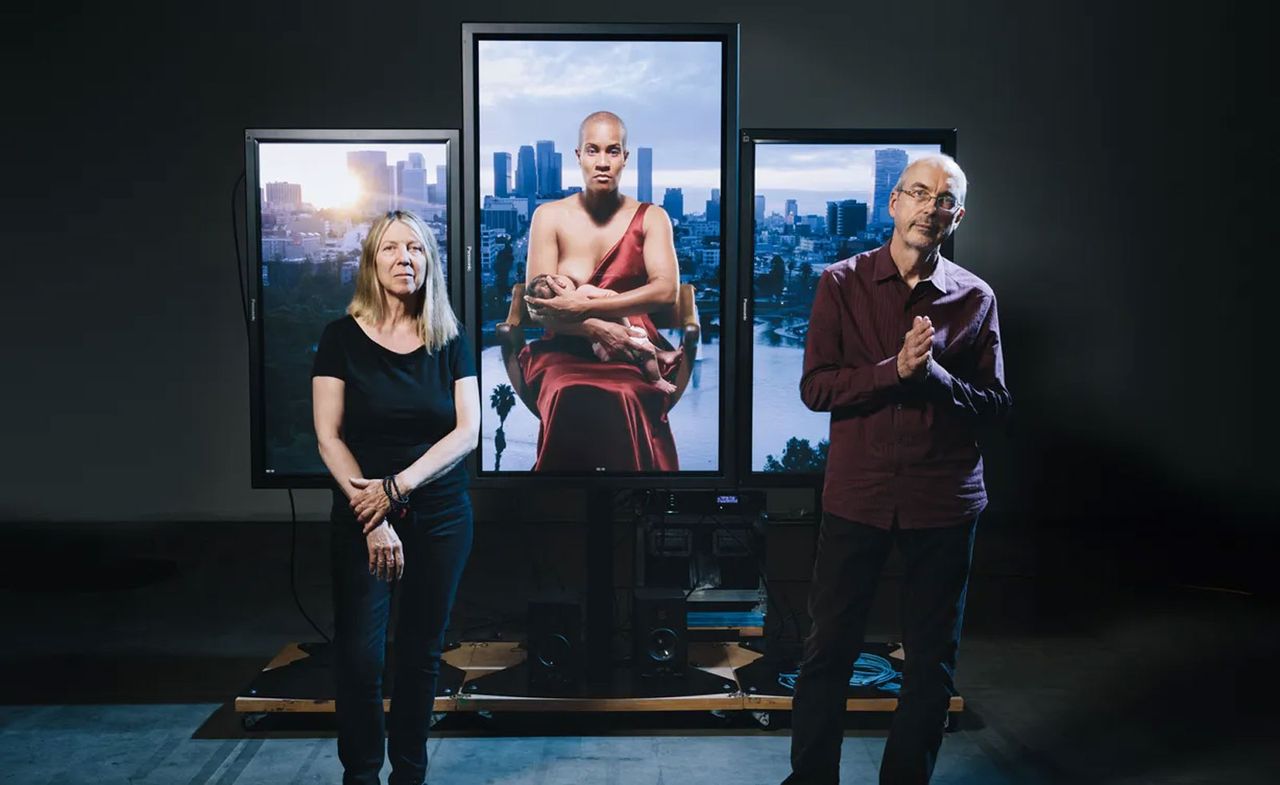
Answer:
[
  {"left": 515, "top": 110, "right": 685, "bottom": 471},
  {"left": 578, "top": 110, "right": 628, "bottom": 150}
]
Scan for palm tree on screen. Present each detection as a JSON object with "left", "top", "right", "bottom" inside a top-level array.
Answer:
[{"left": 490, "top": 383, "right": 516, "bottom": 470}]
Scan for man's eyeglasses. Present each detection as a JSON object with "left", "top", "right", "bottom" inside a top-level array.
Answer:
[{"left": 897, "top": 187, "right": 961, "bottom": 212}]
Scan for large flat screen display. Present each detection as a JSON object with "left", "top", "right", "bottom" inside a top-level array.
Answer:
[
  {"left": 741, "top": 130, "right": 955, "bottom": 482},
  {"left": 246, "top": 130, "right": 459, "bottom": 487},
  {"left": 463, "top": 25, "right": 738, "bottom": 480}
]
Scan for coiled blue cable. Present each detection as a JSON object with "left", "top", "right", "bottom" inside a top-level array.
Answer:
[{"left": 778, "top": 653, "right": 900, "bottom": 692}]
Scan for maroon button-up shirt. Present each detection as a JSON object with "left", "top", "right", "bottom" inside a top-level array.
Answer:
[{"left": 801, "top": 244, "right": 1011, "bottom": 528}]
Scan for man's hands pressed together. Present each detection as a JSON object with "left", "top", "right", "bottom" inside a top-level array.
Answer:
[{"left": 897, "top": 315, "right": 935, "bottom": 381}]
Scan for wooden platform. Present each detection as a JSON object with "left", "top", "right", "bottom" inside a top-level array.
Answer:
[
  {"left": 235, "top": 641, "right": 964, "bottom": 716},
  {"left": 235, "top": 642, "right": 465, "bottom": 714}
]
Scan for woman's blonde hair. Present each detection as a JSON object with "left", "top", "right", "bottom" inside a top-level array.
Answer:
[{"left": 348, "top": 210, "right": 459, "bottom": 352}]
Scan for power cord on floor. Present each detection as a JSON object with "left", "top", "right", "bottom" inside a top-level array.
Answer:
[
  {"left": 233, "top": 174, "right": 330, "bottom": 644},
  {"left": 289, "top": 489, "right": 332, "bottom": 643},
  {"left": 708, "top": 513, "right": 807, "bottom": 653}
]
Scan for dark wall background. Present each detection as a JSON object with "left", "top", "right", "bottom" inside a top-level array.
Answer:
[{"left": 2, "top": 2, "right": 1267, "bottom": 584}]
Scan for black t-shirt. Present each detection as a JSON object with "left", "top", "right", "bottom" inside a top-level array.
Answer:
[{"left": 312, "top": 315, "right": 476, "bottom": 503}]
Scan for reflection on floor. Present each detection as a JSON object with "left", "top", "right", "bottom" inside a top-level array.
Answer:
[{"left": 1, "top": 520, "right": 1276, "bottom": 784}]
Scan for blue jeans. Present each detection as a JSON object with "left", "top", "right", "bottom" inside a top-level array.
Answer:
[
  {"left": 331, "top": 493, "right": 473, "bottom": 785},
  {"left": 784, "top": 513, "right": 977, "bottom": 785}
]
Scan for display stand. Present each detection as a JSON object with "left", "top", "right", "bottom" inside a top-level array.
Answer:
[
  {"left": 234, "top": 489, "right": 962, "bottom": 724},
  {"left": 459, "top": 487, "right": 738, "bottom": 701},
  {"left": 234, "top": 642, "right": 466, "bottom": 716}
]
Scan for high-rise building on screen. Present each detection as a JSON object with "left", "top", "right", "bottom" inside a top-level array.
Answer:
[
  {"left": 535, "top": 140, "right": 556, "bottom": 197},
  {"left": 662, "top": 187, "right": 684, "bottom": 222},
  {"left": 265, "top": 181, "right": 302, "bottom": 207},
  {"left": 705, "top": 187, "right": 720, "bottom": 222},
  {"left": 494, "top": 152, "right": 511, "bottom": 197},
  {"left": 826, "top": 199, "right": 869, "bottom": 237},
  {"left": 347, "top": 151, "right": 394, "bottom": 214},
  {"left": 873, "top": 148, "right": 908, "bottom": 226},
  {"left": 516, "top": 145, "right": 537, "bottom": 198},
  {"left": 637, "top": 146, "right": 653, "bottom": 203}
]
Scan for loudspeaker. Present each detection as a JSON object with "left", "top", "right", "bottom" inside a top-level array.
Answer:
[
  {"left": 527, "top": 593, "right": 583, "bottom": 691},
  {"left": 632, "top": 587, "right": 687, "bottom": 678}
]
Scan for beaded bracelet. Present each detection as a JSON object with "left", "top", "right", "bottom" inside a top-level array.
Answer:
[{"left": 382, "top": 475, "right": 411, "bottom": 518}]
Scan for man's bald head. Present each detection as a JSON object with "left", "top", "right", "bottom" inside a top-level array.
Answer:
[
  {"left": 894, "top": 154, "right": 968, "bottom": 206},
  {"left": 578, "top": 111, "right": 628, "bottom": 150}
]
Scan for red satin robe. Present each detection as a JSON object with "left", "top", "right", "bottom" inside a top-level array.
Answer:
[{"left": 518, "top": 203, "right": 681, "bottom": 472}]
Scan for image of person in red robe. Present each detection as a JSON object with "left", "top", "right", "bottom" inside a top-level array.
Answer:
[
  {"left": 518, "top": 111, "right": 683, "bottom": 471},
  {"left": 526, "top": 271, "right": 683, "bottom": 394}
]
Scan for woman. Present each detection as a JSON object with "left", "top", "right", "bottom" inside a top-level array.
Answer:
[
  {"left": 312, "top": 210, "right": 479, "bottom": 785},
  {"left": 517, "top": 110, "right": 683, "bottom": 472}
]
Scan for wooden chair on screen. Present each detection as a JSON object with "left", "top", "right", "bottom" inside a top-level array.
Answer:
[{"left": 495, "top": 283, "right": 701, "bottom": 419}]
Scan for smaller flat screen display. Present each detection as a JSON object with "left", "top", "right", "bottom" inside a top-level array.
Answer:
[
  {"left": 747, "top": 137, "right": 950, "bottom": 477},
  {"left": 248, "top": 134, "right": 454, "bottom": 484}
]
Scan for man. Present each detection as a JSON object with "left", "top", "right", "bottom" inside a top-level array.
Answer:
[{"left": 783, "top": 154, "right": 1011, "bottom": 785}]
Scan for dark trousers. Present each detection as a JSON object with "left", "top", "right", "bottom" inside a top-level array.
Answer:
[
  {"left": 784, "top": 513, "right": 977, "bottom": 785},
  {"left": 331, "top": 494, "right": 473, "bottom": 785}
]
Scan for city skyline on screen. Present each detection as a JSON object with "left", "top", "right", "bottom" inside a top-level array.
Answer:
[
  {"left": 478, "top": 39, "right": 723, "bottom": 206},
  {"left": 255, "top": 140, "right": 452, "bottom": 479},
  {"left": 475, "top": 37, "right": 726, "bottom": 474},
  {"left": 754, "top": 144, "right": 947, "bottom": 217},
  {"left": 750, "top": 141, "right": 945, "bottom": 474},
  {"left": 259, "top": 143, "right": 449, "bottom": 212}
]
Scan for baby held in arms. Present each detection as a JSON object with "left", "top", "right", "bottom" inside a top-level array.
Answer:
[{"left": 528, "top": 272, "right": 682, "bottom": 394}]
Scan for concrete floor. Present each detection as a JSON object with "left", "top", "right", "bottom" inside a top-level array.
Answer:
[{"left": 1, "top": 520, "right": 1276, "bottom": 784}]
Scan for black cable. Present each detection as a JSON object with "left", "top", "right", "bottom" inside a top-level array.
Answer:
[
  {"left": 237, "top": 175, "right": 327, "bottom": 644},
  {"left": 453, "top": 596, "right": 514, "bottom": 616},
  {"left": 683, "top": 514, "right": 706, "bottom": 600},
  {"left": 289, "top": 489, "right": 332, "bottom": 643},
  {"left": 451, "top": 614, "right": 523, "bottom": 640},
  {"left": 230, "top": 170, "right": 249, "bottom": 340},
  {"left": 518, "top": 512, "right": 558, "bottom": 594},
  {"left": 759, "top": 569, "right": 806, "bottom": 652},
  {"left": 711, "top": 512, "right": 807, "bottom": 652}
]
